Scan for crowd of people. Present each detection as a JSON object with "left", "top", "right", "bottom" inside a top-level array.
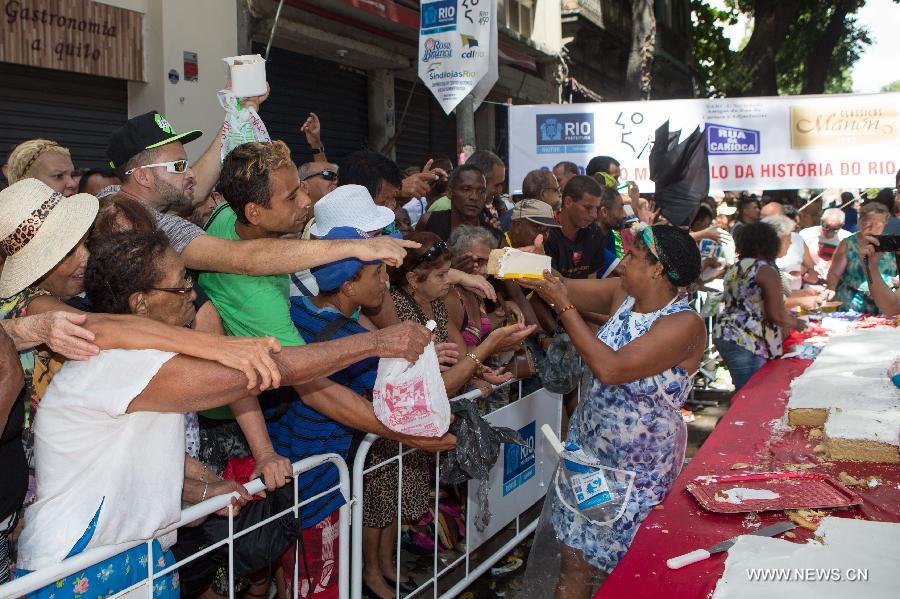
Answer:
[{"left": 0, "top": 85, "right": 898, "bottom": 599}]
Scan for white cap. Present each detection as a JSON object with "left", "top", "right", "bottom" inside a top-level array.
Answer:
[{"left": 310, "top": 184, "right": 396, "bottom": 237}]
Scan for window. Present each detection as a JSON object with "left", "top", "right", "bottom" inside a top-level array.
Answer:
[{"left": 501, "top": 0, "right": 534, "bottom": 38}]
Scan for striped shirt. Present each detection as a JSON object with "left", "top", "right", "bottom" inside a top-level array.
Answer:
[{"left": 264, "top": 297, "right": 377, "bottom": 527}]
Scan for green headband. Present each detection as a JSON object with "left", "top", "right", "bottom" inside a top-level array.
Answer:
[{"left": 641, "top": 226, "right": 678, "bottom": 282}]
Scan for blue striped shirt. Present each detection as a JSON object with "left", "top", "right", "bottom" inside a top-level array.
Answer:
[{"left": 264, "top": 297, "right": 377, "bottom": 527}]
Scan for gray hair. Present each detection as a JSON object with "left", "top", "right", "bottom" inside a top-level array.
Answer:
[
  {"left": 448, "top": 225, "right": 498, "bottom": 256},
  {"left": 298, "top": 162, "right": 338, "bottom": 180},
  {"left": 762, "top": 214, "right": 795, "bottom": 237},
  {"left": 821, "top": 208, "right": 845, "bottom": 225}
]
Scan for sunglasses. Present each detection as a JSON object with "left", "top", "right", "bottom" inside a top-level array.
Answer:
[
  {"left": 125, "top": 159, "right": 189, "bottom": 177},
  {"left": 304, "top": 169, "right": 338, "bottom": 182},
  {"left": 151, "top": 275, "right": 194, "bottom": 296},
  {"left": 411, "top": 240, "right": 449, "bottom": 268}
]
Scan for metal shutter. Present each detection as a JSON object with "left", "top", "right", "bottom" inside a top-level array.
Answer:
[
  {"left": 253, "top": 43, "right": 368, "bottom": 165},
  {"left": 393, "top": 78, "right": 456, "bottom": 170},
  {"left": 0, "top": 62, "right": 127, "bottom": 171}
]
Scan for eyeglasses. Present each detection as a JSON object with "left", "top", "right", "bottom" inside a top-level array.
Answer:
[
  {"left": 411, "top": 240, "right": 449, "bottom": 268},
  {"left": 822, "top": 224, "right": 842, "bottom": 232},
  {"left": 304, "top": 169, "right": 338, "bottom": 182},
  {"left": 151, "top": 275, "right": 194, "bottom": 296},
  {"left": 124, "top": 159, "right": 189, "bottom": 177}
]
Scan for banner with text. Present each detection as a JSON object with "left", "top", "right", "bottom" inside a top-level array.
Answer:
[
  {"left": 508, "top": 93, "right": 900, "bottom": 193},
  {"left": 418, "top": 0, "right": 498, "bottom": 115},
  {"left": 466, "top": 388, "right": 561, "bottom": 552}
]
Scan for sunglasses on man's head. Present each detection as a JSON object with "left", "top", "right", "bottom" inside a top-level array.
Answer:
[
  {"left": 125, "top": 159, "right": 189, "bottom": 177},
  {"left": 304, "top": 169, "right": 338, "bottom": 182}
]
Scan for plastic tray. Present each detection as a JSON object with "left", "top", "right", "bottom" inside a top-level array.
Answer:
[{"left": 686, "top": 471, "right": 861, "bottom": 513}]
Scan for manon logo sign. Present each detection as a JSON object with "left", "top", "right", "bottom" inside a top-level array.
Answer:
[{"left": 790, "top": 105, "right": 897, "bottom": 148}]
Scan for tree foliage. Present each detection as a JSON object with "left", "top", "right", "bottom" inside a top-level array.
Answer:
[{"left": 691, "top": 0, "right": 878, "bottom": 97}]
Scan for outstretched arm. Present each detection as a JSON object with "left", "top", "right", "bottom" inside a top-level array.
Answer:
[
  {"left": 0, "top": 327, "right": 24, "bottom": 434},
  {"left": 181, "top": 234, "right": 420, "bottom": 276}
]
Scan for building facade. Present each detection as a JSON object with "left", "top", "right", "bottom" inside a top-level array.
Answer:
[{"left": 0, "top": 0, "right": 565, "bottom": 173}]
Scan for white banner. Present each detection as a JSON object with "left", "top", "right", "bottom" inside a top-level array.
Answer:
[
  {"left": 508, "top": 92, "right": 900, "bottom": 193},
  {"left": 418, "top": 0, "right": 498, "bottom": 115},
  {"left": 466, "top": 388, "right": 562, "bottom": 552}
]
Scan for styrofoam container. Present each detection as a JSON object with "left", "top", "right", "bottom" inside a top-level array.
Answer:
[{"left": 222, "top": 54, "right": 267, "bottom": 98}]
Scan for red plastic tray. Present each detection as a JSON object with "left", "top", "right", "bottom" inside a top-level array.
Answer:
[{"left": 686, "top": 471, "right": 862, "bottom": 513}]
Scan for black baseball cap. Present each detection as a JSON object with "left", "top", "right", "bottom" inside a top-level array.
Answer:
[{"left": 107, "top": 111, "right": 202, "bottom": 169}]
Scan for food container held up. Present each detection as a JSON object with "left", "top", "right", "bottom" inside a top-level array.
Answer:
[{"left": 222, "top": 54, "right": 267, "bottom": 98}]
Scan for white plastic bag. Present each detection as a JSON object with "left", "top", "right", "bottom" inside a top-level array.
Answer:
[
  {"left": 372, "top": 321, "right": 450, "bottom": 437},
  {"left": 217, "top": 90, "right": 271, "bottom": 162}
]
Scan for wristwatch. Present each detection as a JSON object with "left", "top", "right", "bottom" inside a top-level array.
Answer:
[{"left": 311, "top": 146, "right": 325, "bottom": 155}]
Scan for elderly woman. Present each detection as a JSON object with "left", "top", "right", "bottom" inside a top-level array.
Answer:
[
  {"left": 15, "top": 229, "right": 433, "bottom": 598},
  {"left": 714, "top": 221, "right": 807, "bottom": 390},
  {"left": 827, "top": 202, "right": 898, "bottom": 315},
  {"left": 520, "top": 225, "right": 705, "bottom": 598},
  {"left": 3, "top": 139, "right": 78, "bottom": 196}
]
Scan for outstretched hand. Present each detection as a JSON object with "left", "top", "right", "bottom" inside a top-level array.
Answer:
[
  {"left": 212, "top": 336, "right": 282, "bottom": 391},
  {"left": 373, "top": 321, "right": 432, "bottom": 362},
  {"left": 517, "top": 271, "right": 570, "bottom": 311},
  {"left": 301, "top": 112, "right": 322, "bottom": 146},
  {"left": 353, "top": 237, "right": 421, "bottom": 267}
]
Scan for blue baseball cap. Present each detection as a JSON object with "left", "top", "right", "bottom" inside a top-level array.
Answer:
[{"left": 312, "top": 226, "right": 382, "bottom": 292}]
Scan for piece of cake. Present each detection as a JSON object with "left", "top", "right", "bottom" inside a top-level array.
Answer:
[
  {"left": 787, "top": 328, "right": 899, "bottom": 427},
  {"left": 487, "top": 247, "right": 552, "bottom": 279},
  {"left": 824, "top": 408, "right": 900, "bottom": 464}
]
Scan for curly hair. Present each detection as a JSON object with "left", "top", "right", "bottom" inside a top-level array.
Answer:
[
  {"left": 448, "top": 224, "right": 497, "bottom": 257},
  {"left": 218, "top": 141, "right": 294, "bottom": 225},
  {"left": 85, "top": 230, "right": 171, "bottom": 314},
  {"left": 389, "top": 231, "right": 450, "bottom": 286},
  {"left": 735, "top": 221, "right": 780, "bottom": 263},
  {"left": 634, "top": 225, "right": 701, "bottom": 287},
  {"left": 6, "top": 139, "right": 72, "bottom": 183}
]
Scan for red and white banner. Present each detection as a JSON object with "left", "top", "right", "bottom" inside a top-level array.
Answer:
[{"left": 508, "top": 92, "right": 900, "bottom": 192}]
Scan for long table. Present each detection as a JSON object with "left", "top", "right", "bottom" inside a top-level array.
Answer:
[{"left": 596, "top": 357, "right": 900, "bottom": 598}]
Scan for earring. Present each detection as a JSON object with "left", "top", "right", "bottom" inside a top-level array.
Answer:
[{"left": 410, "top": 286, "right": 417, "bottom": 298}]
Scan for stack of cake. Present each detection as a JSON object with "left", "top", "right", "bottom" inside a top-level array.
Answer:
[{"left": 786, "top": 328, "right": 899, "bottom": 464}]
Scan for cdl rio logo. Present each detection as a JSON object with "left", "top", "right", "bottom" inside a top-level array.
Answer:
[
  {"left": 503, "top": 421, "right": 536, "bottom": 496},
  {"left": 421, "top": 0, "right": 457, "bottom": 33},
  {"left": 706, "top": 123, "right": 760, "bottom": 155},
  {"left": 536, "top": 113, "right": 595, "bottom": 154}
]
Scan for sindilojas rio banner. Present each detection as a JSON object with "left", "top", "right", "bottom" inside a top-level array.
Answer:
[
  {"left": 508, "top": 92, "right": 900, "bottom": 193},
  {"left": 418, "top": 0, "right": 498, "bottom": 115}
]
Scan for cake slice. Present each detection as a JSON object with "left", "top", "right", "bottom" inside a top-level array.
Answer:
[
  {"left": 487, "top": 247, "right": 552, "bottom": 280},
  {"left": 824, "top": 408, "right": 900, "bottom": 464}
]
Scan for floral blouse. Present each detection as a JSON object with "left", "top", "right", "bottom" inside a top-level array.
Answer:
[{"left": 714, "top": 259, "right": 783, "bottom": 359}]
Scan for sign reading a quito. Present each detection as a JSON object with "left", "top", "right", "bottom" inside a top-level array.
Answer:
[{"left": 1, "top": 0, "right": 144, "bottom": 81}]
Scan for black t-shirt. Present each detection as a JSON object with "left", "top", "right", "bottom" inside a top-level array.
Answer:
[
  {"left": 0, "top": 387, "right": 27, "bottom": 521},
  {"left": 424, "top": 209, "right": 501, "bottom": 241},
  {"left": 544, "top": 223, "right": 608, "bottom": 279}
]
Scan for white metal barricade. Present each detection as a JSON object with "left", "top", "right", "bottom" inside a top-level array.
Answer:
[
  {"left": 0, "top": 454, "right": 351, "bottom": 599},
  {"left": 350, "top": 379, "right": 549, "bottom": 599}
]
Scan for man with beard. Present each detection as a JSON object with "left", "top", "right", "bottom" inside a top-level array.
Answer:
[
  {"left": 594, "top": 184, "right": 628, "bottom": 259},
  {"left": 108, "top": 111, "right": 414, "bottom": 276},
  {"left": 417, "top": 164, "right": 499, "bottom": 240},
  {"left": 544, "top": 176, "right": 617, "bottom": 279}
]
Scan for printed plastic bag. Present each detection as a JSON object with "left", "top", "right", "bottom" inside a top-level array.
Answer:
[
  {"left": 373, "top": 321, "right": 450, "bottom": 437},
  {"left": 217, "top": 89, "right": 271, "bottom": 162},
  {"left": 542, "top": 426, "right": 634, "bottom": 527}
]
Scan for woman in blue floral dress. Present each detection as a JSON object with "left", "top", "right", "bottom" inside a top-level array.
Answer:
[{"left": 521, "top": 225, "right": 705, "bottom": 599}]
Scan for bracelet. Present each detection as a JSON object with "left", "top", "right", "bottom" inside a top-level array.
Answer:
[
  {"left": 465, "top": 352, "right": 485, "bottom": 373},
  {"left": 201, "top": 481, "right": 209, "bottom": 502},
  {"left": 557, "top": 304, "right": 576, "bottom": 315}
]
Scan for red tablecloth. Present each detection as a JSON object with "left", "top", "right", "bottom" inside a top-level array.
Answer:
[{"left": 596, "top": 358, "right": 900, "bottom": 599}]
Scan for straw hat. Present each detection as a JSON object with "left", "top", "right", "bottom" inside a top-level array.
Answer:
[{"left": 0, "top": 179, "right": 99, "bottom": 298}]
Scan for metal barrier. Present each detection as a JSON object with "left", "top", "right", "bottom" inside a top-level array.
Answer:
[
  {"left": 350, "top": 379, "right": 549, "bottom": 599},
  {"left": 0, "top": 454, "right": 351, "bottom": 599}
]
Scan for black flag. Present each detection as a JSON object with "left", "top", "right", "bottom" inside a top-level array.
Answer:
[{"left": 649, "top": 120, "right": 710, "bottom": 227}]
